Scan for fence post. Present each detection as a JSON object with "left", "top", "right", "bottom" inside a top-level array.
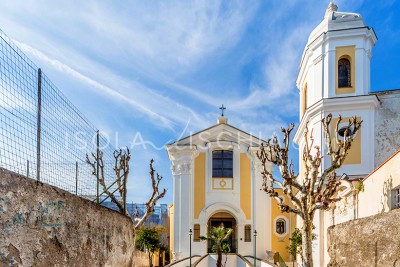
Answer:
[
  {"left": 75, "top": 161, "right": 78, "bottom": 195},
  {"left": 96, "top": 130, "right": 100, "bottom": 203},
  {"left": 26, "top": 160, "right": 29, "bottom": 178},
  {"left": 36, "top": 68, "right": 42, "bottom": 182}
]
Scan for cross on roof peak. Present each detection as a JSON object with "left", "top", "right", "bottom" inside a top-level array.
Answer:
[{"left": 219, "top": 104, "right": 226, "bottom": 117}]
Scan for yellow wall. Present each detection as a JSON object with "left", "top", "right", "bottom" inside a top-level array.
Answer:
[
  {"left": 194, "top": 152, "right": 206, "bottom": 219},
  {"left": 240, "top": 153, "right": 251, "bottom": 220},
  {"left": 330, "top": 116, "right": 362, "bottom": 165},
  {"left": 271, "top": 189, "right": 297, "bottom": 262},
  {"left": 300, "top": 83, "right": 307, "bottom": 118},
  {"left": 359, "top": 150, "right": 400, "bottom": 218},
  {"left": 335, "top": 46, "right": 356, "bottom": 94}
]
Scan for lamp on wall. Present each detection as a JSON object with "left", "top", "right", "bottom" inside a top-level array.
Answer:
[
  {"left": 253, "top": 230, "right": 257, "bottom": 267},
  {"left": 189, "top": 229, "right": 193, "bottom": 266}
]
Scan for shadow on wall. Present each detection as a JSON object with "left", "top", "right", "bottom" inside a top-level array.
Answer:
[{"left": 380, "top": 176, "right": 393, "bottom": 213}]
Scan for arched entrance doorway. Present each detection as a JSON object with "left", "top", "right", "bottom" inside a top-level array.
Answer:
[{"left": 207, "top": 212, "right": 237, "bottom": 253}]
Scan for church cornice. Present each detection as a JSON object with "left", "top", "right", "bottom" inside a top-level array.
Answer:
[
  {"left": 166, "top": 145, "right": 197, "bottom": 161},
  {"left": 168, "top": 123, "right": 266, "bottom": 148},
  {"left": 294, "top": 94, "right": 380, "bottom": 144}
]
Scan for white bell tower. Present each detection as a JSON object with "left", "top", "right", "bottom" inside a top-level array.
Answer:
[
  {"left": 294, "top": 2, "right": 379, "bottom": 178},
  {"left": 293, "top": 4, "right": 380, "bottom": 265},
  {"left": 297, "top": 2, "right": 377, "bottom": 111}
]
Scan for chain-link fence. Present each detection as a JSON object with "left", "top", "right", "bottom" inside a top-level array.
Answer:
[{"left": 0, "top": 29, "right": 119, "bottom": 201}]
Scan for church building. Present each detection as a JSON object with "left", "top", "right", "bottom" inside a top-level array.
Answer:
[
  {"left": 167, "top": 113, "right": 296, "bottom": 263},
  {"left": 167, "top": 3, "right": 400, "bottom": 266}
]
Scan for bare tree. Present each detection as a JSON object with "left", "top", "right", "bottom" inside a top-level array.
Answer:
[
  {"left": 257, "top": 114, "right": 362, "bottom": 267},
  {"left": 86, "top": 148, "right": 167, "bottom": 230}
]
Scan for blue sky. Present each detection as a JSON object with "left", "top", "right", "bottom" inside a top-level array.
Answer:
[{"left": 1, "top": 0, "right": 399, "bottom": 204}]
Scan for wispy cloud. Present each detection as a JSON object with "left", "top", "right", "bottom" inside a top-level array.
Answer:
[
  {"left": 13, "top": 39, "right": 213, "bottom": 133},
  {"left": 13, "top": 40, "right": 178, "bottom": 129},
  {"left": 0, "top": 0, "right": 356, "bottom": 203}
]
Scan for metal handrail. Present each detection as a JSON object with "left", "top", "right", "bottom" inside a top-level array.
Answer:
[
  {"left": 165, "top": 255, "right": 201, "bottom": 267},
  {"left": 236, "top": 253, "right": 255, "bottom": 266},
  {"left": 244, "top": 255, "right": 275, "bottom": 267},
  {"left": 192, "top": 253, "right": 209, "bottom": 267},
  {"left": 273, "top": 252, "right": 288, "bottom": 267}
]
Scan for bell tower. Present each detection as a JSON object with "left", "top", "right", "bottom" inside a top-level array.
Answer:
[
  {"left": 294, "top": 3, "right": 379, "bottom": 178},
  {"left": 294, "top": 4, "right": 380, "bottom": 265},
  {"left": 297, "top": 2, "right": 377, "bottom": 118}
]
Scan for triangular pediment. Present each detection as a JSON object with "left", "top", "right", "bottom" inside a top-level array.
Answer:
[{"left": 169, "top": 123, "right": 266, "bottom": 148}]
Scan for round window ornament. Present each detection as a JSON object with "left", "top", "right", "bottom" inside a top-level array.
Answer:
[{"left": 219, "top": 179, "right": 227, "bottom": 188}]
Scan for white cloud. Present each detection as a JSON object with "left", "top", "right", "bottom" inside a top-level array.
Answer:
[
  {"left": 13, "top": 40, "right": 213, "bottom": 132},
  {"left": 0, "top": 0, "right": 340, "bottom": 204},
  {"left": 80, "top": 1, "right": 258, "bottom": 71},
  {"left": 13, "top": 40, "right": 178, "bottom": 128}
]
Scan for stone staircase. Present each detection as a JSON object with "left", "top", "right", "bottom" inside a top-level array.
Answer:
[{"left": 166, "top": 253, "right": 275, "bottom": 267}]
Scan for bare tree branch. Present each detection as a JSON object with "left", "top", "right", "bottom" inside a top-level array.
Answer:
[
  {"left": 86, "top": 149, "right": 167, "bottom": 233},
  {"left": 135, "top": 159, "right": 167, "bottom": 229},
  {"left": 257, "top": 113, "right": 362, "bottom": 267},
  {"left": 256, "top": 125, "right": 304, "bottom": 217}
]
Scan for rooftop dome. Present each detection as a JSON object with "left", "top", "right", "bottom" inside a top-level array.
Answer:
[{"left": 308, "top": 2, "right": 365, "bottom": 42}]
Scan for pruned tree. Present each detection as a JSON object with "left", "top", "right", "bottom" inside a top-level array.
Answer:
[
  {"left": 86, "top": 148, "right": 167, "bottom": 231},
  {"left": 135, "top": 159, "right": 167, "bottom": 229},
  {"left": 257, "top": 113, "right": 362, "bottom": 267}
]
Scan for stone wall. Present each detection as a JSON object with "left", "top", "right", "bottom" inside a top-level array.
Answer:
[
  {"left": 327, "top": 208, "right": 400, "bottom": 267},
  {"left": 374, "top": 90, "right": 400, "bottom": 168},
  {"left": 0, "top": 168, "right": 135, "bottom": 267}
]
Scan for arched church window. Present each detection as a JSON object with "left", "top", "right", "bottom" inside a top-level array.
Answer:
[
  {"left": 276, "top": 219, "right": 286, "bottom": 235},
  {"left": 212, "top": 150, "right": 233, "bottom": 178},
  {"left": 338, "top": 58, "right": 351, "bottom": 88}
]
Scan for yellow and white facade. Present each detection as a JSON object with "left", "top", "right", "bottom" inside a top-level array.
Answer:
[
  {"left": 167, "top": 117, "right": 296, "bottom": 263},
  {"left": 168, "top": 3, "right": 400, "bottom": 266},
  {"left": 294, "top": 3, "right": 400, "bottom": 266}
]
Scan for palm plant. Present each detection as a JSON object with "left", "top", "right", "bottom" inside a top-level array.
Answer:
[{"left": 200, "top": 225, "right": 233, "bottom": 267}]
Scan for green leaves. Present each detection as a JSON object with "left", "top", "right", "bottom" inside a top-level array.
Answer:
[
  {"left": 287, "top": 228, "right": 317, "bottom": 258},
  {"left": 200, "top": 225, "right": 233, "bottom": 243},
  {"left": 136, "top": 227, "right": 162, "bottom": 253}
]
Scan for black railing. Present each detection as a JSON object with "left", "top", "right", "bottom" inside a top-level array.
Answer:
[{"left": 274, "top": 252, "right": 288, "bottom": 267}]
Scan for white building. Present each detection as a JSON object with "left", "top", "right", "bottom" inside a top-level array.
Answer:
[
  {"left": 167, "top": 116, "right": 270, "bottom": 260},
  {"left": 167, "top": 116, "right": 296, "bottom": 264}
]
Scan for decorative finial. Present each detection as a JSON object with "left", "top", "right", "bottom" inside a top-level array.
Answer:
[
  {"left": 325, "top": 2, "right": 338, "bottom": 18},
  {"left": 219, "top": 104, "right": 226, "bottom": 117}
]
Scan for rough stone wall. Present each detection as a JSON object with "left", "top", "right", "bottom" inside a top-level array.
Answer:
[
  {"left": 374, "top": 91, "right": 400, "bottom": 168},
  {"left": 132, "top": 250, "right": 149, "bottom": 267},
  {"left": 327, "top": 208, "right": 400, "bottom": 267},
  {"left": 0, "top": 168, "right": 135, "bottom": 267}
]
